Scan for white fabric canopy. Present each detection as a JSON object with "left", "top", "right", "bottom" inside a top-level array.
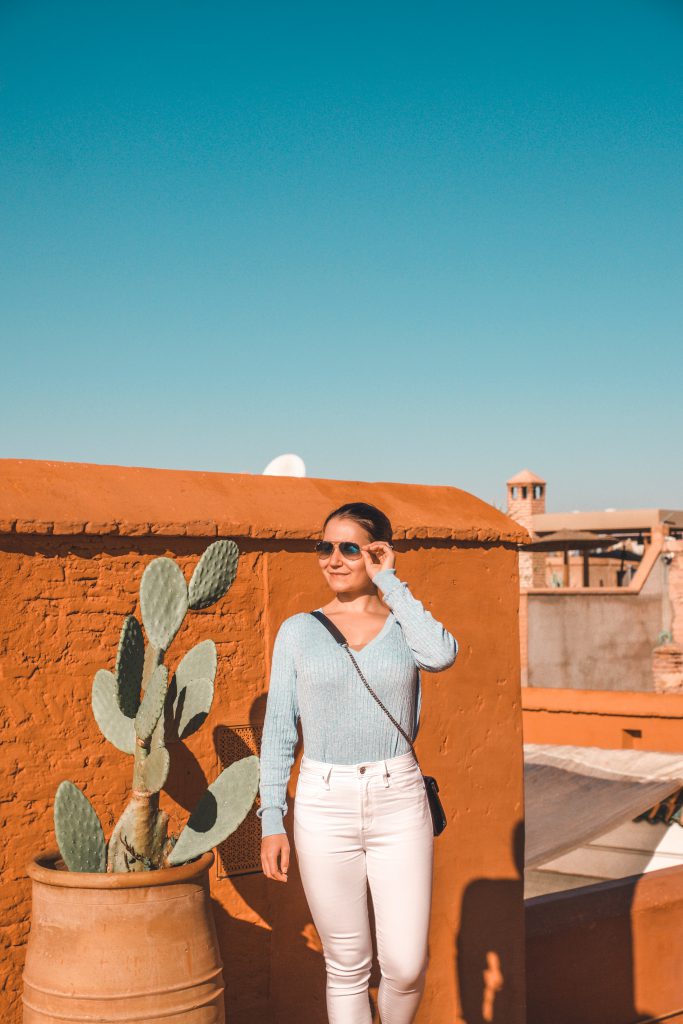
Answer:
[{"left": 524, "top": 743, "right": 683, "bottom": 869}]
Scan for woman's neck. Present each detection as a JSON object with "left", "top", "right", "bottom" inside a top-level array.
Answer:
[{"left": 325, "top": 585, "right": 386, "bottom": 615}]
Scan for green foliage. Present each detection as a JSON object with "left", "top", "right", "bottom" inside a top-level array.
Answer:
[
  {"left": 168, "top": 755, "right": 260, "bottom": 866},
  {"left": 140, "top": 557, "right": 189, "bottom": 651},
  {"left": 55, "top": 541, "right": 260, "bottom": 876},
  {"left": 165, "top": 639, "right": 217, "bottom": 742},
  {"left": 54, "top": 781, "right": 106, "bottom": 873},
  {"left": 91, "top": 670, "right": 136, "bottom": 754},
  {"left": 115, "top": 616, "right": 144, "bottom": 718},
  {"left": 135, "top": 665, "right": 168, "bottom": 743},
  {"left": 141, "top": 746, "right": 171, "bottom": 794},
  {"left": 189, "top": 540, "right": 239, "bottom": 610}
]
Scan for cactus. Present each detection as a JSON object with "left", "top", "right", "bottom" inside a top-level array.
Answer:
[
  {"left": 189, "top": 539, "right": 239, "bottom": 610},
  {"left": 135, "top": 665, "right": 168, "bottom": 743},
  {"left": 54, "top": 782, "right": 106, "bottom": 873},
  {"left": 168, "top": 754, "right": 260, "bottom": 866},
  {"left": 140, "top": 557, "right": 189, "bottom": 652},
  {"left": 54, "top": 541, "right": 260, "bottom": 874},
  {"left": 92, "top": 670, "right": 136, "bottom": 754},
  {"left": 165, "top": 639, "right": 217, "bottom": 742},
  {"left": 141, "top": 746, "right": 171, "bottom": 794},
  {"left": 115, "top": 615, "right": 144, "bottom": 718}
]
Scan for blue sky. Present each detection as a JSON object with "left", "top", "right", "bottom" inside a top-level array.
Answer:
[{"left": 1, "top": 1, "right": 681, "bottom": 513}]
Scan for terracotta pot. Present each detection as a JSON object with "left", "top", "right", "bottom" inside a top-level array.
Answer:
[{"left": 22, "top": 849, "right": 225, "bottom": 1023}]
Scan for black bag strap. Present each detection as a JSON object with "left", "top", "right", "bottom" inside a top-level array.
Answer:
[
  {"left": 310, "top": 609, "right": 348, "bottom": 646},
  {"left": 310, "top": 610, "right": 419, "bottom": 764}
]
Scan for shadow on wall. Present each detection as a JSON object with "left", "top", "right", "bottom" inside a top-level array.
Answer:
[
  {"left": 457, "top": 817, "right": 663, "bottom": 1024},
  {"left": 525, "top": 869, "right": 657, "bottom": 1024},
  {"left": 212, "top": 695, "right": 333, "bottom": 1022},
  {"left": 211, "top": 705, "right": 531, "bottom": 1024},
  {"left": 211, "top": 695, "right": 419, "bottom": 1023},
  {"left": 149, "top": 712, "right": 540, "bottom": 1024},
  {"left": 455, "top": 821, "right": 526, "bottom": 1024}
]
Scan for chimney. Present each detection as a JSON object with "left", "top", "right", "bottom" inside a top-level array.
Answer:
[{"left": 507, "top": 469, "right": 547, "bottom": 588}]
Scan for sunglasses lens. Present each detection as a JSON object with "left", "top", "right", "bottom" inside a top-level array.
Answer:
[{"left": 315, "top": 541, "right": 362, "bottom": 558}]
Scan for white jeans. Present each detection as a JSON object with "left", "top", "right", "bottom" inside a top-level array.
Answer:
[{"left": 293, "top": 749, "right": 434, "bottom": 1024}]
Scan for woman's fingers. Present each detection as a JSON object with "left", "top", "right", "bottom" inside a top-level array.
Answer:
[
  {"left": 261, "top": 836, "right": 290, "bottom": 882},
  {"left": 362, "top": 541, "right": 395, "bottom": 573}
]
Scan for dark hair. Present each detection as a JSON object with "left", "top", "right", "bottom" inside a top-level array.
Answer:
[{"left": 322, "top": 502, "right": 393, "bottom": 543}]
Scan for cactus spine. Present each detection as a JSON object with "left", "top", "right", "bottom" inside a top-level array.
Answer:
[{"left": 54, "top": 540, "right": 260, "bottom": 873}]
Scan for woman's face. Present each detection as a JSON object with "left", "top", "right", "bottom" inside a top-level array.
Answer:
[{"left": 319, "top": 516, "right": 374, "bottom": 593}]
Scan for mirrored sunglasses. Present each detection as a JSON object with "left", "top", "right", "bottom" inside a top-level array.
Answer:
[{"left": 314, "top": 540, "right": 363, "bottom": 559}]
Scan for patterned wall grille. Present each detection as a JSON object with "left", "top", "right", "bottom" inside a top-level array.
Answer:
[{"left": 215, "top": 724, "right": 264, "bottom": 879}]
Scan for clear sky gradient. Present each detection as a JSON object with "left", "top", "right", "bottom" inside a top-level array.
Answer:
[{"left": 2, "top": 1, "right": 681, "bottom": 513}]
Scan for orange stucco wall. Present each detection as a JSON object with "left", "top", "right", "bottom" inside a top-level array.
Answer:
[
  {"left": 1, "top": 459, "right": 528, "bottom": 1023},
  {"left": 522, "top": 686, "right": 683, "bottom": 753},
  {"left": 526, "top": 863, "right": 683, "bottom": 1024}
]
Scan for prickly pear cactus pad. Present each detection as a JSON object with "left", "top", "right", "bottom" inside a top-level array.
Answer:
[
  {"left": 166, "top": 639, "right": 217, "bottom": 742},
  {"left": 54, "top": 781, "right": 106, "bottom": 873},
  {"left": 168, "top": 754, "right": 260, "bottom": 866},
  {"left": 188, "top": 540, "right": 239, "bottom": 610},
  {"left": 176, "top": 638, "right": 218, "bottom": 686},
  {"left": 115, "top": 616, "right": 144, "bottom": 718},
  {"left": 135, "top": 665, "right": 169, "bottom": 743},
  {"left": 140, "top": 557, "right": 189, "bottom": 651},
  {"left": 141, "top": 746, "right": 171, "bottom": 794},
  {"left": 92, "top": 669, "right": 136, "bottom": 754}
]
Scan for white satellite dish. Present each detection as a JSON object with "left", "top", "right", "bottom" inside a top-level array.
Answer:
[{"left": 262, "top": 453, "right": 306, "bottom": 477}]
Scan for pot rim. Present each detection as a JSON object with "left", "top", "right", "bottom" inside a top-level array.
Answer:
[{"left": 26, "top": 848, "right": 215, "bottom": 889}]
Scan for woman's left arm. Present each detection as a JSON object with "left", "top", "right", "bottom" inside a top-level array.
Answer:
[{"left": 372, "top": 568, "right": 458, "bottom": 672}]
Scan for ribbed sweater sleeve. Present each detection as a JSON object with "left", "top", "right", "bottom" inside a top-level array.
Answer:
[
  {"left": 256, "top": 618, "right": 300, "bottom": 838},
  {"left": 371, "top": 568, "right": 459, "bottom": 670}
]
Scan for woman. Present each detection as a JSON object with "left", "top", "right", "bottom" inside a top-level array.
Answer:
[{"left": 258, "top": 501, "right": 458, "bottom": 1024}]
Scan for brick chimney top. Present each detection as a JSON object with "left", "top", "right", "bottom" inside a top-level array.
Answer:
[
  {"left": 506, "top": 469, "right": 546, "bottom": 523},
  {"left": 506, "top": 468, "right": 546, "bottom": 486}
]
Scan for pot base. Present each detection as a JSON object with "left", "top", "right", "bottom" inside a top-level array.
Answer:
[{"left": 22, "top": 850, "right": 225, "bottom": 1024}]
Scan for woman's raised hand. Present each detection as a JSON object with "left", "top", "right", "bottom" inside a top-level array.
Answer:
[
  {"left": 261, "top": 833, "right": 290, "bottom": 883},
  {"left": 361, "top": 541, "right": 395, "bottom": 581}
]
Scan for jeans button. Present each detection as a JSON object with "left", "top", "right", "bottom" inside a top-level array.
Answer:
[{"left": 359, "top": 766, "right": 366, "bottom": 774}]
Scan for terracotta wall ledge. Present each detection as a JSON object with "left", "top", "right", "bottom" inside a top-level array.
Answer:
[
  {"left": 522, "top": 687, "right": 683, "bottom": 720},
  {"left": 0, "top": 458, "right": 528, "bottom": 544}
]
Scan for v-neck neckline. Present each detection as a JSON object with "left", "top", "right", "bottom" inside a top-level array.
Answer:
[{"left": 313, "top": 609, "right": 395, "bottom": 655}]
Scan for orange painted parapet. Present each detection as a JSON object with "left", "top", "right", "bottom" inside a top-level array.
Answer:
[
  {"left": 522, "top": 686, "right": 683, "bottom": 753},
  {"left": 525, "top": 863, "right": 683, "bottom": 1024},
  {"left": 0, "top": 458, "right": 523, "bottom": 544},
  {"left": 0, "top": 459, "right": 528, "bottom": 1024}
]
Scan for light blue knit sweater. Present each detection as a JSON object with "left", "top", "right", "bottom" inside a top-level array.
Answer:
[{"left": 257, "top": 568, "right": 459, "bottom": 837}]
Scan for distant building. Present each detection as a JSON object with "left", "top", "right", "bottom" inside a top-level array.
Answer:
[{"left": 506, "top": 469, "right": 683, "bottom": 691}]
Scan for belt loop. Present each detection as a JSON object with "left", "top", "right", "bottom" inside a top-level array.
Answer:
[
  {"left": 382, "top": 759, "right": 390, "bottom": 787},
  {"left": 322, "top": 766, "right": 332, "bottom": 789}
]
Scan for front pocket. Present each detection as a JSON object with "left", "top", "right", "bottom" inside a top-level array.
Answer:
[
  {"left": 295, "top": 773, "right": 323, "bottom": 796},
  {"left": 389, "top": 765, "right": 424, "bottom": 792}
]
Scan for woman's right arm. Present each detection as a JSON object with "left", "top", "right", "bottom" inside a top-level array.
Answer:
[{"left": 256, "top": 617, "right": 300, "bottom": 839}]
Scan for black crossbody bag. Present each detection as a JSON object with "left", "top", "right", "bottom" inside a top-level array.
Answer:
[{"left": 310, "top": 610, "right": 447, "bottom": 837}]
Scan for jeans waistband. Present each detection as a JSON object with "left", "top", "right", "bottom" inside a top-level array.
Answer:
[{"left": 300, "top": 749, "right": 419, "bottom": 785}]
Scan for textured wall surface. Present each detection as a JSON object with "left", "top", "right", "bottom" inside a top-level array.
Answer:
[
  {"left": 527, "top": 560, "right": 664, "bottom": 691},
  {"left": 523, "top": 686, "right": 683, "bottom": 752},
  {"left": 526, "top": 863, "right": 683, "bottom": 1024},
  {"left": 0, "top": 459, "right": 527, "bottom": 1024}
]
